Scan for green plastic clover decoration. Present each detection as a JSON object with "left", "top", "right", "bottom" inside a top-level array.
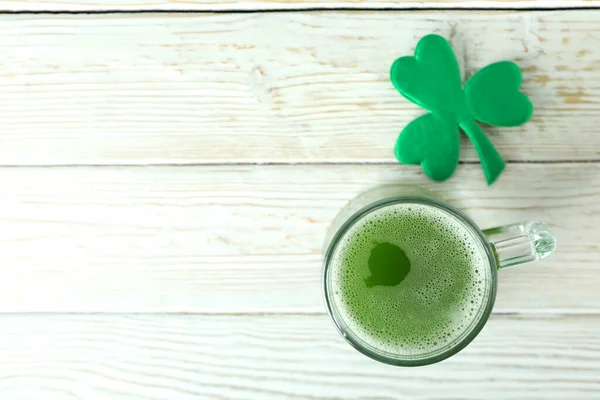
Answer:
[{"left": 390, "top": 34, "right": 534, "bottom": 185}]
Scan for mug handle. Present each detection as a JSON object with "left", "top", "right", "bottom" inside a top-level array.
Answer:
[{"left": 482, "top": 222, "right": 556, "bottom": 269}]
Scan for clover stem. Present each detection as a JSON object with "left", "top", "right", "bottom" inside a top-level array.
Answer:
[{"left": 460, "top": 118, "right": 505, "bottom": 185}]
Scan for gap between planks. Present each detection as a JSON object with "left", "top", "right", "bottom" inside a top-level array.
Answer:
[
  {"left": 0, "top": 160, "right": 598, "bottom": 168},
  {"left": 1, "top": 1, "right": 600, "bottom": 13},
  {"left": 2, "top": 6, "right": 600, "bottom": 13},
  {"left": 2, "top": 310, "right": 600, "bottom": 316}
]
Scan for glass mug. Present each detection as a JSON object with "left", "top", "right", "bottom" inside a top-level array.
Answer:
[{"left": 322, "top": 186, "right": 556, "bottom": 366}]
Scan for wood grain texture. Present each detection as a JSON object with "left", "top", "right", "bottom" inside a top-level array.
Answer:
[
  {"left": 0, "top": 163, "right": 597, "bottom": 313},
  {"left": 1, "top": 12, "right": 600, "bottom": 165},
  {"left": 0, "top": 314, "right": 599, "bottom": 399},
  {"left": 0, "top": 0, "right": 598, "bottom": 11}
]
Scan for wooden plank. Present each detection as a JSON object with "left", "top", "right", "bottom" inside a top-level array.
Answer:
[
  {"left": 0, "top": 0, "right": 598, "bottom": 12},
  {"left": 0, "top": 314, "right": 598, "bottom": 399},
  {"left": 1, "top": 12, "right": 599, "bottom": 165},
  {"left": 0, "top": 163, "right": 598, "bottom": 313}
]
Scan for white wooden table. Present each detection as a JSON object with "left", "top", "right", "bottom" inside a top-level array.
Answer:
[{"left": 0, "top": 1, "right": 599, "bottom": 399}]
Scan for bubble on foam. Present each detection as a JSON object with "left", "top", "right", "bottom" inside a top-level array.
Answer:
[{"left": 329, "top": 202, "right": 490, "bottom": 357}]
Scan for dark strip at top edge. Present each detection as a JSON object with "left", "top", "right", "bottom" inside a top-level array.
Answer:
[{"left": 0, "top": 6, "right": 600, "bottom": 15}]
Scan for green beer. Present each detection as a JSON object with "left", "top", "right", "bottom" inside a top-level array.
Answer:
[{"left": 327, "top": 201, "right": 490, "bottom": 358}]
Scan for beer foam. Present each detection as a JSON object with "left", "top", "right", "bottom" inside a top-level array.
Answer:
[{"left": 329, "top": 202, "right": 491, "bottom": 357}]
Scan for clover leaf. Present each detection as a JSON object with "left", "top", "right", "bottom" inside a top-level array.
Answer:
[{"left": 390, "top": 34, "right": 533, "bottom": 184}]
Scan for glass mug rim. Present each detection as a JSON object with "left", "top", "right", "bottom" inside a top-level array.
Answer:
[{"left": 322, "top": 195, "right": 499, "bottom": 367}]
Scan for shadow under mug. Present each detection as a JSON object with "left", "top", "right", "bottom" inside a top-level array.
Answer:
[{"left": 322, "top": 187, "right": 556, "bottom": 366}]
